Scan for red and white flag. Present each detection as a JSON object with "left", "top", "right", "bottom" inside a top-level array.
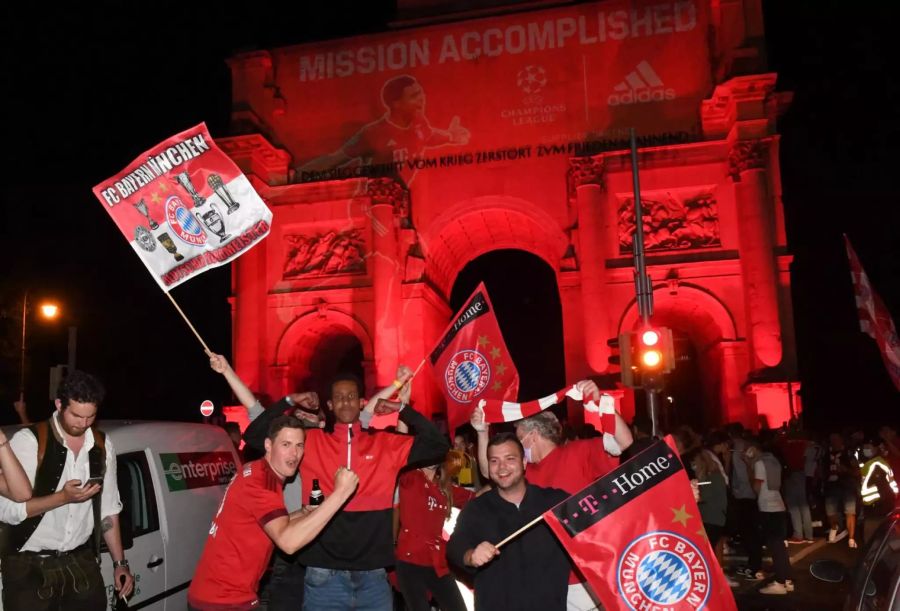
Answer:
[
  {"left": 429, "top": 283, "right": 519, "bottom": 434},
  {"left": 92, "top": 123, "right": 272, "bottom": 291},
  {"left": 478, "top": 385, "right": 622, "bottom": 455},
  {"left": 543, "top": 437, "right": 737, "bottom": 611},
  {"left": 845, "top": 236, "right": 900, "bottom": 391}
]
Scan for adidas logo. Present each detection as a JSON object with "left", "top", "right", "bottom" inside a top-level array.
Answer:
[{"left": 608, "top": 61, "right": 675, "bottom": 106}]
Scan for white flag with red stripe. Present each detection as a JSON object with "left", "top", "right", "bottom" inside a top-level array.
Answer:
[
  {"left": 477, "top": 385, "right": 622, "bottom": 455},
  {"left": 845, "top": 235, "right": 900, "bottom": 391}
]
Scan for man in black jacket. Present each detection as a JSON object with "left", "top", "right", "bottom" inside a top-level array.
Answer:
[
  {"left": 242, "top": 369, "right": 449, "bottom": 611},
  {"left": 447, "top": 432, "right": 570, "bottom": 611}
]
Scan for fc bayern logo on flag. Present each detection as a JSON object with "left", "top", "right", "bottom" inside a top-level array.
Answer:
[
  {"left": 165, "top": 195, "right": 207, "bottom": 246},
  {"left": 617, "top": 531, "right": 711, "bottom": 610},
  {"left": 444, "top": 350, "right": 491, "bottom": 402}
]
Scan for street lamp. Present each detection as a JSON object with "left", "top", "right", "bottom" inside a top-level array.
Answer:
[{"left": 19, "top": 294, "right": 63, "bottom": 401}]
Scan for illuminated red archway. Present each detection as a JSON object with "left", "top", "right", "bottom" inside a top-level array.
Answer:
[{"left": 224, "top": 0, "right": 799, "bottom": 429}]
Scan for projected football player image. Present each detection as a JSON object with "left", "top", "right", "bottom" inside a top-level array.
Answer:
[{"left": 298, "top": 74, "right": 470, "bottom": 185}]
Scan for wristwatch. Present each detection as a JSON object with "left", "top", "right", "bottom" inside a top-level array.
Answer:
[
  {"left": 113, "top": 559, "right": 129, "bottom": 568},
  {"left": 284, "top": 395, "right": 296, "bottom": 407}
]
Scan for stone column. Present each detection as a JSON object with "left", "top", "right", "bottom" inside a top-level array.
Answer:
[
  {"left": 232, "top": 242, "right": 267, "bottom": 394},
  {"left": 729, "top": 140, "right": 782, "bottom": 368},
  {"left": 716, "top": 339, "right": 752, "bottom": 426},
  {"left": 569, "top": 157, "right": 613, "bottom": 373},
  {"left": 367, "top": 179, "right": 406, "bottom": 387}
]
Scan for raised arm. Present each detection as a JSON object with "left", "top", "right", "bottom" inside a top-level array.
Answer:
[
  {"left": 209, "top": 353, "right": 258, "bottom": 410},
  {"left": 575, "top": 379, "right": 633, "bottom": 452},
  {"left": 265, "top": 467, "right": 359, "bottom": 554},
  {"left": 470, "top": 405, "right": 489, "bottom": 479},
  {"left": 362, "top": 365, "right": 414, "bottom": 419}
]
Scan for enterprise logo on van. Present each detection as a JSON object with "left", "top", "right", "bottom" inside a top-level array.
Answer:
[{"left": 160, "top": 452, "right": 237, "bottom": 492}]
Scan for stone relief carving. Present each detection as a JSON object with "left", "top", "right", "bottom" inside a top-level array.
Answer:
[
  {"left": 618, "top": 192, "right": 720, "bottom": 254},
  {"left": 283, "top": 229, "right": 366, "bottom": 278}
]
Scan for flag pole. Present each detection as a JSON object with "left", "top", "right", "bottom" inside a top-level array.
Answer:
[
  {"left": 495, "top": 514, "right": 544, "bottom": 548},
  {"left": 164, "top": 291, "right": 212, "bottom": 355}
]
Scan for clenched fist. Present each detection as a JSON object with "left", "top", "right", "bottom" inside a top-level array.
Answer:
[
  {"left": 333, "top": 467, "right": 359, "bottom": 500},
  {"left": 466, "top": 541, "right": 499, "bottom": 567}
]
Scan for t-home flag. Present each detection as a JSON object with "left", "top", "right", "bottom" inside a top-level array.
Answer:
[
  {"left": 543, "top": 437, "right": 737, "bottom": 611},
  {"left": 92, "top": 123, "right": 273, "bottom": 290},
  {"left": 429, "top": 283, "right": 519, "bottom": 434}
]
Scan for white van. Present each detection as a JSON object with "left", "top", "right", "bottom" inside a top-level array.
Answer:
[{"left": 1, "top": 420, "right": 239, "bottom": 611}]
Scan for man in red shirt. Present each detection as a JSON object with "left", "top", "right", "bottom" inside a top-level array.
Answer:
[
  {"left": 471, "top": 379, "right": 632, "bottom": 611},
  {"left": 298, "top": 74, "right": 470, "bottom": 185},
  {"left": 188, "top": 415, "right": 359, "bottom": 611}
]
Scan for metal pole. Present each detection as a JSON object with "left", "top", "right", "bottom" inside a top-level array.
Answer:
[
  {"left": 67, "top": 326, "right": 77, "bottom": 371},
  {"left": 629, "top": 128, "right": 652, "bottom": 324},
  {"left": 19, "top": 293, "right": 28, "bottom": 402},
  {"left": 628, "top": 129, "right": 660, "bottom": 436}
]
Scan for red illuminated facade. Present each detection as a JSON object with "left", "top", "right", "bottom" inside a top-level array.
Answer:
[{"left": 221, "top": 0, "right": 800, "bottom": 430}]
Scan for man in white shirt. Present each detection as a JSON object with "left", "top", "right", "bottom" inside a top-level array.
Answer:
[{"left": 0, "top": 371, "right": 134, "bottom": 610}]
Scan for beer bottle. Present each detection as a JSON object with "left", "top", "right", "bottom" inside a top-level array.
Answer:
[{"left": 309, "top": 479, "right": 324, "bottom": 506}]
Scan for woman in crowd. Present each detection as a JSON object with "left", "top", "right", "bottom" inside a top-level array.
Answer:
[{"left": 394, "top": 449, "right": 472, "bottom": 611}]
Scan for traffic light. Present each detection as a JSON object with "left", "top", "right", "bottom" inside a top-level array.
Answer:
[
  {"left": 608, "top": 334, "right": 636, "bottom": 387},
  {"left": 633, "top": 326, "right": 675, "bottom": 383}
]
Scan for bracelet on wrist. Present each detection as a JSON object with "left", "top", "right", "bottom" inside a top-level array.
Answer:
[
  {"left": 391, "top": 379, "right": 404, "bottom": 390},
  {"left": 113, "top": 559, "right": 129, "bottom": 568}
]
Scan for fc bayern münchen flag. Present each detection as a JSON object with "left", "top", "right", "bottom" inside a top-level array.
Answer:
[
  {"left": 543, "top": 437, "right": 737, "bottom": 611},
  {"left": 845, "top": 235, "right": 900, "bottom": 391},
  {"left": 429, "top": 283, "right": 519, "bottom": 434},
  {"left": 92, "top": 123, "right": 273, "bottom": 290}
]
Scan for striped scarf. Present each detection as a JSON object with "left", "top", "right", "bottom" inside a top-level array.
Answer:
[{"left": 477, "top": 385, "right": 622, "bottom": 456}]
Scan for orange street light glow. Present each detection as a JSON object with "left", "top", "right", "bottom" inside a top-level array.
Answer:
[{"left": 40, "top": 303, "right": 60, "bottom": 319}]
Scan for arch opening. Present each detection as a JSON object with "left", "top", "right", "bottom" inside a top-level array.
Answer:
[{"left": 450, "top": 249, "right": 566, "bottom": 427}]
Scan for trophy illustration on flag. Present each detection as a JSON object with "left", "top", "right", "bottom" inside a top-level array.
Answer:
[
  {"left": 199, "top": 203, "right": 231, "bottom": 242},
  {"left": 133, "top": 198, "right": 159, "bottom": 230},
  {"left": 207, "top": 173, "right": 241, "bottom": 214},
  {"left": 174, "top": 172, "right": 207, "bottom": 208},
  {"left": 158, "top": 233, "right": 184, "bottom": 261}
]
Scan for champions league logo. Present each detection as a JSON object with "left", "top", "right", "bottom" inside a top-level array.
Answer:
[
  {"left": 617, "top": 531, "right": 711, "bottom": 610},
  {"left": 444, "top": 350, "right": 491, "bottom": 402},
  {"left": 165, "top": 195, "right": 207, "bottom": 246}
]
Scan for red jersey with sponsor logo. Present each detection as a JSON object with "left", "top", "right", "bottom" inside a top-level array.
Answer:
[
  {"left": 342, "top": 114, "right": 436, "bottom": 166},
  {"left": 395, "top": 470, "right": 474, "bottom": 575},
  {"left": 188, "top": 459, "right": 287, "bottom": 610},
  {"left": 527, "top": 438, "right": 618, "bottom": 585}
]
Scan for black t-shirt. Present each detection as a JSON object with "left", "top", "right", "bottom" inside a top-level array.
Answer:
[
  {"left": 447, "top": 483, "right": 570, "bottom": 611},
  {"left": 826, "top": 449, "right": 856, "bottom": 487}
]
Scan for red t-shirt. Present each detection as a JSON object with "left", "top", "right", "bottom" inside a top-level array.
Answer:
[
  {"left": 527, "top": 438, "right": 619, "bottom": 494},
  {"left": 343, "top": 114, "right": 436, "bottom": 166},
  {"left": 188, "top": 459, "right": 287, "bottom": 610},
  {"left": 395, "top": 471, "right": 474, "bottom": 575},
  {"left": 526, "top": 438, "right": 619, "bottom": 585}
]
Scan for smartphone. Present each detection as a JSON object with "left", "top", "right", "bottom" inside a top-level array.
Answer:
[{"left": 81, "top": 477, "right": 104, "bottom": 488}]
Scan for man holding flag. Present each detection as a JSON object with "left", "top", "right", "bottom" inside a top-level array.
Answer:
[
  {"left": 447, "top": 432, "right": 570, "bottom": 610},
  {"left": 471, "top": 380, "right": 632, "bottom": 610}
]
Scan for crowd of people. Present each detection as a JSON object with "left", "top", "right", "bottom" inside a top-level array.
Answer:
[{"left": 0, "top": 363, "right": 896, "bottom": 610}]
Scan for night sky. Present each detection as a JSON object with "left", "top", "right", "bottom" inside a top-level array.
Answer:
[{"left": 2, "top": 1, "right": 897, "bottom": 433}]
